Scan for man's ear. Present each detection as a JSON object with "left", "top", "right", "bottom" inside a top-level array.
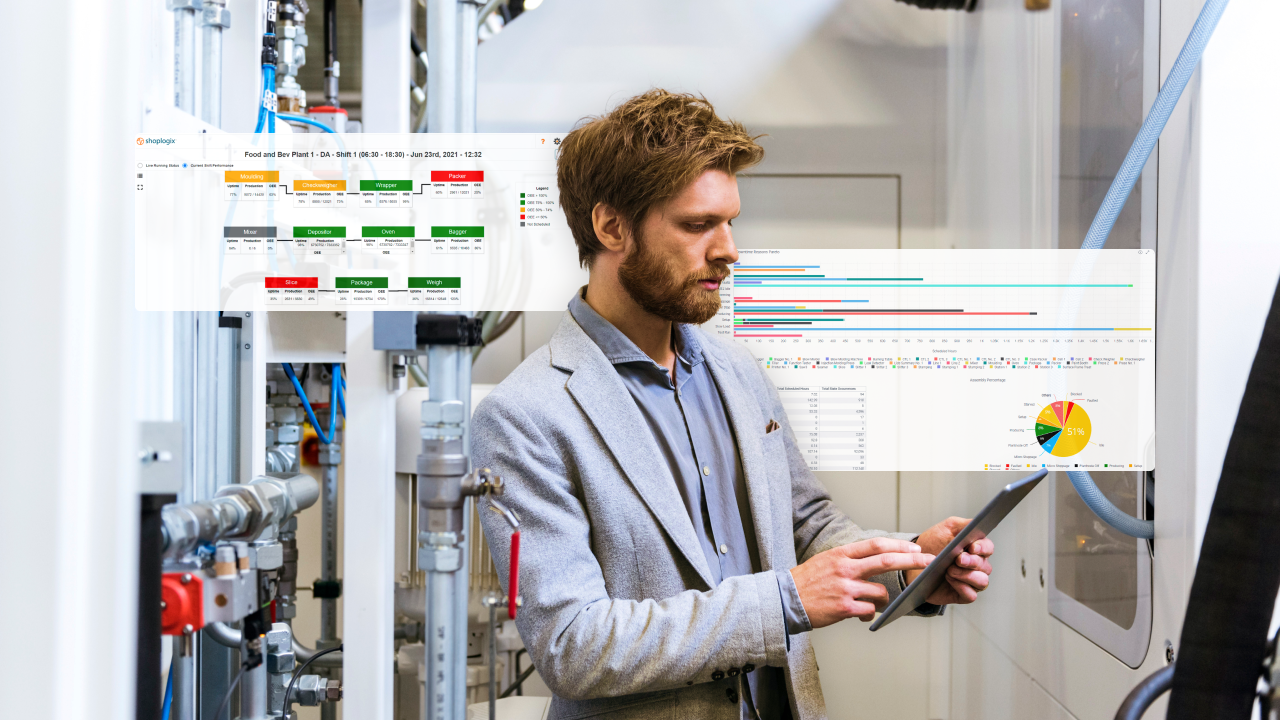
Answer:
[{"left": 591, "top": 202, "right": 628, "bottom": 254}]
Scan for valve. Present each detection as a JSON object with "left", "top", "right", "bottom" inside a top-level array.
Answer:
[{"left": 161, "top": 572, "right": 205, "bottom": 635}]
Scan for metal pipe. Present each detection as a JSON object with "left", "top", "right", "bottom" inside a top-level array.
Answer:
[
  {"left": 215, "top": 318, "right": 240, "bottom": 492},
  {"left": 320, "top": 459, "right": 339, "bottom": 646},
  {"left": 323, "top": 0, "right": 339, "bottom": 106},
  {"left": 458, "top": 0, "right": 478, "bottom": 133},
  {"left": 426, "top": 561, "right": 458, "bottom": 719},
  {"left": 173, "top": 633, "right": 196, "bottom": 720},
  {"left": 427, "top": 0, "right": 460, "bottom": 132},
  {"left": 200, "top": 0, "right": 230, "bottom": 126},
  {"left": 172, "top": 2, "right": 198, "bottom": 113},
  {"left": 196, "top": 312, "right": 220, "bottom": 502},
  {"left": 241, "top": 643, "right": 269, "bottom": 720},
  {"left": 205, "top": 622, "right": 242, "bottom": 648},
  {"left": 161, "top": 473, "right": 320, "bottom": 557},
  {"left": 476, "top": 0, "right": 504, "bottom": 28}
]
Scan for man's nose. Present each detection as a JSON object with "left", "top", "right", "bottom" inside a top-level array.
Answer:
[{"left": 708, "top": 223, "right": 738, "bottom": 267}]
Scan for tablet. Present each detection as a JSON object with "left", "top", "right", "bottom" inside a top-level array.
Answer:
[{"left": 869, "top": 468, "right": 1047, "bottom": 631}]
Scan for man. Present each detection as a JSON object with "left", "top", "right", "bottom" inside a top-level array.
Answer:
[{"left": 474, "top": 90, "right": 995, "bottom": 719}]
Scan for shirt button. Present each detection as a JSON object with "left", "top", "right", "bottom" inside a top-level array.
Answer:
[
  {"left": 702, "top": 466, "right": 710, "bottom": 476},
  {"left": 720, "top": 544, "right": 729, "bottom": 554}
]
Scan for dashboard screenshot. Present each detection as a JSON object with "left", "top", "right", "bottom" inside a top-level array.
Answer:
[
  {"left": 136, "top": 136, "right": 1155, "bottom": 473},
  {"left": 710, "top": 249, "right": 1156, "bottom": 472},
  {"left": 135, "top": 133, "right": 584, "bottom": 311}
]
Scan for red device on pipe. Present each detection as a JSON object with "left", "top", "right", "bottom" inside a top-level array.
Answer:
[{"left": 508, "top": 530, "right": 520, "bottom": 619}]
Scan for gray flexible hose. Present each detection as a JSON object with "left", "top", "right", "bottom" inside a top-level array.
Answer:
[
  {"left": 1063, "top": 0, "right": 1231, "bottom": 540},
  {"left": 1114, "top": 663, "right": 1174, "bottom": 720}
]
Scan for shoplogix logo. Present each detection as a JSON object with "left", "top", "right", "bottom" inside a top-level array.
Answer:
[{"left": 138, "top": 137, "right": 177, "bottom": 145}]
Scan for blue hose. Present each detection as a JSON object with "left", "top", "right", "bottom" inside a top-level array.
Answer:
[
  {"left": 278, "top": 113, "right": 337, "bottom": 133},
  {"left": 254, "top": 65, "right": 276, "bottom": 134},
  {"left": 161, "top": 659, "right": 174, "bottom": 720},
  {"left": 1065, "top": 0, "right": 1230, "bottom": 540},
  {"left": 336, "top": 365, "right": 346, "bottom": 417},
  {"left": 281, "top": 363, "right": 336, "bottom": 445}
]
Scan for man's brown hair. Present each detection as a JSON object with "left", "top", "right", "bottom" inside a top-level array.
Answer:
[{"left": 556, "top": 90, "right": 764, "bottom": 267}]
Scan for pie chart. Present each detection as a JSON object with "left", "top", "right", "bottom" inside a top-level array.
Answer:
[{"left": 1035, "top": 401, "right": 1091, "bottom": 457}]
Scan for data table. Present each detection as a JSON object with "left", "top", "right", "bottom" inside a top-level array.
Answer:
[{"left": 777, "top": 386, "right": 868, "bottom": 471}]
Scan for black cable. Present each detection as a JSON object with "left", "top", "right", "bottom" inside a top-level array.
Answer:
[
  {"left": 284, "top": 644, "right": 343, "bottom": 715},
  {"left": 500, "top": 662, "right": 536, "bottom": 699},
  {"left": 214, "top": 663, "right": 249, "bottom": 720},
  {"left": 1114, "top": 663, "right": 1174, "bottom": 720}
]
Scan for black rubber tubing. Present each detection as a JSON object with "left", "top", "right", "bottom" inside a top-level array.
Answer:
[
  {"left": 1167, "top": 276, "right": 1280, "bottom": 718},
  {"left": 1114, "top": 663, "right": 1174, "bottom": 720}
]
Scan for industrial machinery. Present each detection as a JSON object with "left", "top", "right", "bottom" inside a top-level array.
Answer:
[{"left": 7, "top": 0, "right": 1280, "bottom": 719}]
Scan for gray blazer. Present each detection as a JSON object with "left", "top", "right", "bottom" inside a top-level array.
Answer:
[{"left": 473, "top": 312, "right": 915, "bottom": 719}]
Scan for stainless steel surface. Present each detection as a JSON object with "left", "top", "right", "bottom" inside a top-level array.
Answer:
[
  {"left": 427, "top": 0, "right": 459, "bottom": 133},
  {"left": 171, "top": 1, "right": 198, "bottom": 114},
  {"left": 459, "top": 0, "right": 477, "bottom": 133},
  {"left": 199, "top": 0, "right": 229, "bottom": 126},
  {"left": 204, "top": 621, "right": 242, "bottom": 648},
  {"left": 173, "top": 631, "right": 195, "bottom": 720},
  {"left": 161, "top": 473, "right": 319, "bottom": 557}
]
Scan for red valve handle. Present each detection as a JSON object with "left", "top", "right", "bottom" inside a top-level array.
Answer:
[{"left": 508, "top": 530, "right": 520, "bottom": 619}]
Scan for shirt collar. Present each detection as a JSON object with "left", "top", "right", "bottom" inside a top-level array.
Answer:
[{"left": 568, "top": 288, "right": 705, "bottom": 369}]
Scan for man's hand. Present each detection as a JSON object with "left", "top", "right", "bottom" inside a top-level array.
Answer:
[
  {"left": 790, "top": 538, "right": 934, "bottom": 628},
  {"left": 905, "top": 517, "right": 995, "bottom": 606}
]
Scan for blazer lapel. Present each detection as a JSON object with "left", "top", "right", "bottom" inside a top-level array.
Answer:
[
  {"left": 703, "top": 345, "right": 776, "bottom": 572},
  {"left": 549, "top": 314, "right": 718, "bottom": 589}
]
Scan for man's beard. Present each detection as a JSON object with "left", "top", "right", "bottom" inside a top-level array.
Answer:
[{"left": 617, "top": 227, "right": 729, "bottom": 325}]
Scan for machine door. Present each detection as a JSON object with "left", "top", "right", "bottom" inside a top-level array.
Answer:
[{"left": 1048, "top": 0, "right": 1157, "bottom": 668}]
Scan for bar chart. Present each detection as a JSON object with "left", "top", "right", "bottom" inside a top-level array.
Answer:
[{"left": 719, "top": 249, "right": 1156, "bottom": 471}]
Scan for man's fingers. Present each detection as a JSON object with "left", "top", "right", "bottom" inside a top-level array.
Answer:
[
  {"left": 946, "top": 575, "right": 979, "bottom": 603},
  {"left": 840, "top": 537, "right": 921, "bottom": 560},
  {"left": 967, "top": 538, "right": 994, "bottom": 557},
  {"left": 947, "top": 566, "right": 990, "bottom": 591},
  {"left": 849, "top": 580, "right": 889, "bottom": 609},
  {"left": 851, "top": 552, "right": 935, "bottom": 579},
  {"left": 847, "top": 600, "right": 878, "bottom": 622},
  {"left": 954, "top": 552, "right": 993, "bottom": 576}
]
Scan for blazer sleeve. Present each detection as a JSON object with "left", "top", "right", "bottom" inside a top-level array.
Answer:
[
  {"left": 472, "top": 390, "right": 791, "bottom": 702},
  {"left": 746, "top": 353, "right": 917, "bottom": 601}
]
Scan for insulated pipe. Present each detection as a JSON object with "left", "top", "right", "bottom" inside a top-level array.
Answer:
[
  {"left": 1063, "top": 0, "right": 1230, "bottom": 540},
  {"left": 427, "top": 0, "right": 460, "bottom": 132}
]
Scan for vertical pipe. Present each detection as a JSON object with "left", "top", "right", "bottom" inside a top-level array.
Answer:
[
  {"left": 324, "top": 0, "right": 339, "bottom": 106},
  {"left": 427, "top": 0, "right": 459, "bottom": 133},
  {"left": 174, "top": 5, "right": 197, "bottom": 113},
  {"left": 196, "top": 311, "right": 220, "bottom": 501},
  {"left": 454, "top": 349, "right": 472, "bottom": 716},
  {"left": 240, "top": 653, "right": 268, "bottom": 719},
  {"left": 200, "top": 0, "right": 227, "bottom": 126},
  {"left": 173, "top": 634, "right": 195, "bottom": 720},
  {"left": 458, "top": 0, "right": 477, "bottom": 133},
  {"left": 174, "top": 312, "right": 196, "bottom": 504},
  {"left": 319, "top": 406, "right": 341, "bottom": 720}
]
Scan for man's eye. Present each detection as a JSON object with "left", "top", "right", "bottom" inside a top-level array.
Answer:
[{"left": 686, "top": 223, "right": 707, "bottom": 232}]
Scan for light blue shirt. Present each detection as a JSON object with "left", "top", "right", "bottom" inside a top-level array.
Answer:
[{"left": 569, "top": 292, "right": 806, "bottom": 719}]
